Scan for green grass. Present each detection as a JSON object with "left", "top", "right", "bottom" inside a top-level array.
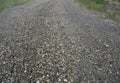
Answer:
[
  {"left": 105, "top": 11, "right": 120, "bottom": 21},
  {"left": 0, "top": 0, "right": 33, "bottom": 10},
  {"left": 75, "top": 0, "right": 120, "bottom": 21},
  {"left": 71, "top": 79, "right": 77, "bottom": 83},
  {"left": 75, "top": 0, "right": 106, "bottom": 11}
]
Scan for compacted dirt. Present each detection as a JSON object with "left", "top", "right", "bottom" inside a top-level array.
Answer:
[{"left": 0, "top": 0, "right": 120, "bottom": 83}]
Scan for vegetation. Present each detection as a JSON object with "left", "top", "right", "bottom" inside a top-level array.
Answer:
[
  {"left": 75, "top": 0, "right": 120, "bottom": 21},
  {"left": 75, "top": 0, "right": 106, "bottom": 11},
  {"left": 0, "top": 0, "right": 33, "bottom": 10},
  {"left": 72, "top": 79, "right": 77, "bottom": 83}
]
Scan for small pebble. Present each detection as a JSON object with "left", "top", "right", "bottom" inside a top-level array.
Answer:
[
  {"left": 104, "top": 43, "right": 109, "bottom": 47},
  {"left": 1, "top": 81, "right": 4, "bottom": 83},
  {"left": 24, "top": 70, "right": 27, "bottom": 73},
  {"left": 64, "top": 79, "right": 68, "bottom": 82},
  {"left": 58, "top": 78, "right": 61, "bottom": 81},
  {"left": 110, "top": 64, "right": 112, "bottom": 67},
  {"left": 117, "top": 71, "right": 119, "bottom": 74},
  {"left": 36, "top": 80, "right": 40, "bottom": 83},
  {"left": 46, "top": 79, "right": 50, "bottom": 83},
  {"left": 3, "top": 61, "right": 6, "bottom": 64},
  {"left": 99, "top": 68, "right": 102, "bottom": 71}
]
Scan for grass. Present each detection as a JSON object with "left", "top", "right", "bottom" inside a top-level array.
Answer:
[
  {"left": 0, "top": 0, "right": 33, "bottom": 10},
  {"left": 71, "top": 79, "right": 77, "bottom": 83},
  {"left": 106, "top": 11, "right": 120, "bottom": 21},
  {"left": 75, "top": 0, "right": 120, "bottom": 21},
  {"left": 75, "top": 0, "right": 106, "bottom": 11}
]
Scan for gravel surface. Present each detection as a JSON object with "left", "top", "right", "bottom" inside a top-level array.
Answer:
[{"left": 0, "top": 0, "right": 120, "bottom": 83}]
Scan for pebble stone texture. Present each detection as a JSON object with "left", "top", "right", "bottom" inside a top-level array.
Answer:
[{"left": 0, "top": 0, "right": 120, "bottom": 83}]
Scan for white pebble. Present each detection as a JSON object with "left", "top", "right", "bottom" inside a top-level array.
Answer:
[
  {"left": 117, "top": 71, "right": 119, "bottom": 74},
  {"left": 3, "top": 61, "right": 6, "bottom": 64},
  {"left": 104, "top": 43, "right": 109, "bottom": 47},
  {"left": 58, "top": 78, "right": 61, "bottom": 81},
  {"left": 24, "top": 70, "right": 27, "bottom": 73},
  {"left": 64, "top": 79, "right": 68, "bottom": 82},
  {"left": 99, "top": 68, "right": 102, "bottom": 71},
  {"left": 36, "top": 80, "right": 40, "bottom": 83}
]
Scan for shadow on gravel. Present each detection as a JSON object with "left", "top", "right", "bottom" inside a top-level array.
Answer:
[{"left": 0, "top": 34, "right": 4, "bottom": 44}]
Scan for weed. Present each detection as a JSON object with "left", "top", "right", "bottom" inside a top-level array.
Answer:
[
  {"left": 72, "top": 78, "right": 77, "bottom": 83},
  {"left": 75, "top": 0, "right": 120, "bottom": 21},
  {"left": 0, "top": 0, "right": 33, "bottom": 10}
]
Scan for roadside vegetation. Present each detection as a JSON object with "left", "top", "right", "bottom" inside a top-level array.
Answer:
[
  {"left": 75, "top": 0, "right": 106, "bottom": 11},
  {"left": 0, "top": 0, "right": 33, "bottom": 10},
  {"left": 75, "top": 0, "right": 120, "bottom": 21}
]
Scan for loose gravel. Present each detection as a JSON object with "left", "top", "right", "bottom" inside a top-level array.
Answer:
[{"left": 0, "top": 0, "right": 120, "bottom": 83}]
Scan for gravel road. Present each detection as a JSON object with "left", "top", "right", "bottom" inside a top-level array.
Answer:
[{"left": 0, "top": 0, "right": 120, "bottom": 82}]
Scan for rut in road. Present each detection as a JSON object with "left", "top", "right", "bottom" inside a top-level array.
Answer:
[{"left": 0, "top": 0, "right": 120, "bottom": 83}]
